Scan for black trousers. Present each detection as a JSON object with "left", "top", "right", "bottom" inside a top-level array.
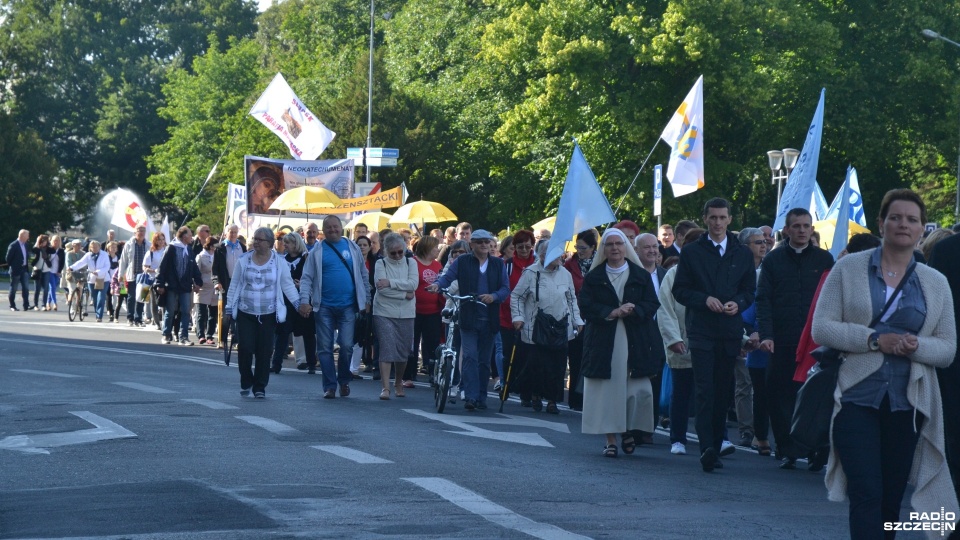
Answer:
[
  {"left": 566, "top": 332, "right": 584, "bottom": 408},
  {"left": 748, "top": 367, "right": 770, "bottom": 441},
  {"left": 690, "top": 341, "right": 738, "bottom": 455},
  {"left": 832, "top": 397, "right": 920, "bottom": 540},
  {"left": 767, "top": 347, "right": 801, "bottom": 458},
  {"left": 406, "top": 312, "right": 443, "bottom": 380},
  {"left": 237, "top": 311, "right": 276, "bottom": 394},
  {"left": 529, "top": 343, "right": 567, "bottom": 402},
  {"left": 938, "top": 362, "right": 960, "bottom": 540},
  {"left": 500, "top": 328, "right": 531, "bottom": 400}
]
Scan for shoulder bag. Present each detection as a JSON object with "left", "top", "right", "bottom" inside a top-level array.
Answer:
[
  {"left": 532, "top": 271, "right": 568, "bottom": 348},
  {"left": 790, "top": 262, "right": 916, "bottom": 455}
]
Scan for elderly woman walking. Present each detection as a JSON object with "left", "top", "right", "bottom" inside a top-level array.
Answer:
[
  {"left": 271, "top": 232, "right": 317, "bottom": 373},
  {"left": 373, "top": 233, "right": 419, "bottom": 399},
  {"left": 813, "top": 189, "right": 959, "bottom": 538},
  {"left": 68, "top": 240, "right": 112, "bottom": 322},
  {"left": 223, "top": 227, "right": 301, "bottom": 399},
  {"left": 579, "top": 228, "right": 661, "bottom": 457},
  {"left": 511, "top": 241, "right": 583, "bottom": 414}
]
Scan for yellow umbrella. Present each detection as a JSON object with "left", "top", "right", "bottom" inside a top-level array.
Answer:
[
  {"left": 812, "top": 219, "right": 872, "bottom": 250},
  {"left": 268, "top": 186, "right": 343, "bottom": 216},
  {"left": 531, "top": 216, "right": 556, "bottom": 232},
  {"left": 388, "top": 200, "right": 458, "bottom": 226},
  {"left": 345, "top": 211, "right": 393, "bottom": 232}
]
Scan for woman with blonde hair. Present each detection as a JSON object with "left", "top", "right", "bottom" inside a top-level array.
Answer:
[
  {"left": 142, "top": 233, "right": 167, "bottom": 329},
  {"left": 46, "top": 235, "right": 65, "bottom": 311},
  {"left": 920, "top": 227, "right": 953, "bottom": 262}
]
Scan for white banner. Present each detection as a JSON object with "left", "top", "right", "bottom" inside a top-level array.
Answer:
[
  {"left": 110, "top": 189, "right": 150, "bottom": 233},
  {"left": 249, "top": 73, "right": 336, "bottom": 160}
]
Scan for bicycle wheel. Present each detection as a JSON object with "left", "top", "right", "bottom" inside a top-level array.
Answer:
[
  {"left": 79, "top": 288, "right": 89, "bottom": 321},
  {"left": 67, "top": 290, "right": 78, "bottom": 321},
  {"left": 436, "top": 355, "right": 453, "bottom": 414}
]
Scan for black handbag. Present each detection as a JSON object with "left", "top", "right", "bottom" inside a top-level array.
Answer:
[
  {"left": 532, "top": 272, "right": 568, "bottom": 348},
  {"left": 790, "top": 262, "right": 915, "bottom": 455}
]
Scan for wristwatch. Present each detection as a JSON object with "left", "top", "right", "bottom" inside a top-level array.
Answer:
[{"left": 869, "top": 332, "right": 880, "bottom": 352}]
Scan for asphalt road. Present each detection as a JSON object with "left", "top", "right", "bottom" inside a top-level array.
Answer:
[{"left": 0, "top": 297, "right": 923, "bottom": 539}]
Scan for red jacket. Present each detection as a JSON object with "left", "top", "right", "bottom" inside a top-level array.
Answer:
[
  {"left": 498, "top": 253, "right": 536, "bottom": 327},
  {"left": 793, "top": 270, "right": 831, "bottom": 382}
]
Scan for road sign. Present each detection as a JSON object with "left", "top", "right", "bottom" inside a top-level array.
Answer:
[{"left": 346, "top": 148, "right": 399, "bottom": 167}]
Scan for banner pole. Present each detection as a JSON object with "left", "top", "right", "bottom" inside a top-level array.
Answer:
[
  {"left": 614, "top": 139, "right": 661, "bottom": 217},
  {"left": 180, "top": 122, "right": 244, "bottom": 228}
]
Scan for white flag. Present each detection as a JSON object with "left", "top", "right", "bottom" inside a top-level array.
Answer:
[
  {"left": 826, "top": 168, "right": 867, "bottom": 227},
  {"left": 249, "top": 73, "right": 336, "bottom": 160},
  {"left": 110, "top": 189, "right": 150, "bottom": 233},
  {"left": 659, "top": 75, "right": 705, "bottom": 197}
]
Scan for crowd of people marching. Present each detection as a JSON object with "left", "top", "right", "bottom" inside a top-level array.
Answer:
[{"left": 5, "top": 187, "right": 960, "bottom": 538}]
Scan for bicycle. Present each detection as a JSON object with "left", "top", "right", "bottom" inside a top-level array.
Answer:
[
  {"left": 432, "top": 288, "right": 485, "bottom": 413},
  {"left": 66, "top": 271, "right": 89, "bottom": 322}
]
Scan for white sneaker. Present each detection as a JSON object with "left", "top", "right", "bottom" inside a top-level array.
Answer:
[
  {"left": 720, "top": 440, "right": 736, "bottom": 456},
  {"left": 671, "top": 442, "right": 686, "bottom": 455}
]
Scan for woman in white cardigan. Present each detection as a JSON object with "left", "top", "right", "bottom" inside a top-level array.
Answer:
[
  {"left": 812, "top": 189, "right": 958, "bottom": 539},
  {"left": 373, "top": 233, "right": 418, "bottom": 400},
  {"left": 68, "top": 240, "right": 112, "bottom": 322},
  {"left": 223, "top": 227, "right": 300, "bottom": 399},
  {"left": 511, "top": 240, "right": 583, "bottom": 414}
]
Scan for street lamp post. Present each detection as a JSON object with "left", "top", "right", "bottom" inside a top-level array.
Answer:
[
  {"left": 922, "top": 28, "right": 960, "bottom": 223},
  {"left": 767, "top": 148, "right": 800, "bottom": 214},
  {"left": 365, "top": 0, "right": 375, "bottom": 186}
]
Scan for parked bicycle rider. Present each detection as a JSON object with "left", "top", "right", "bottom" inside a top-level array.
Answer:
[{"left": 428, "top": 229, "right": 509, "bottom": 411}]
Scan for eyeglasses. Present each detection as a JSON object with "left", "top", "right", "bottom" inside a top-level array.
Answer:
[
  {"left": 252, "top": 237, "right": 272, "bottom": 244},
  {"left": 388, "top": 250, "right": 405, "bottom": 256},
  {"left": 750, "top": 240, "right": 766, "bottom": 246},
  {"left": 450, "top": 250, "right": 466, "bottom": 255}
]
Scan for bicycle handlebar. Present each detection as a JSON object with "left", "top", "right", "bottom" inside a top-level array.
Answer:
[{"left": 437, "top": 287, "right": 486, "bottom": 305}]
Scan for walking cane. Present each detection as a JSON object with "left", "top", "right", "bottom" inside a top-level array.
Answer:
[
  {"left": 216, "top": 287, "right": 224, "bottom": 349},
  {"left": 498, "top": 332, "right": 519, "bottom": 413}
]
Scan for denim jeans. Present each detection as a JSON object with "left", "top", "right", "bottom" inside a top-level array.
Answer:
[
  {"left": 669, "top": 367, "right": 695, "bottom": 445},
  {"left": 458, "top": 324, "right": 496, "bottom": 404},
  {"left": 832, "top": 397, "right": 921, "bottom": 540},
  {"left": 9, "top": 270, "right": 29, "bottom": 309},
  {"left": 88, "top": 283, "right": 106, "bottom": 320},
  {"left": 163, "top": 291, "right": 192, "bottom": 340},
  {"left": 315, "top": 305, "right": 356, "bottom": 391},
  {"left": 34, "top": 273, "right": 49, "bottom": 308},
  {"left": 196, "top": 303, "right": 218, "bottom": 339},
  {"left": 46, "top": 273, "right": 60, "bottom": 307},
  {"left": 125, "top": 279, "right": 145, "bottom": 323}
]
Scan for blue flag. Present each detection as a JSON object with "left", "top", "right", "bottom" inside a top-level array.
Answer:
[
  {"left": 830, "top": 166, "right": 855, "bottom": 259},
  {"left": 773, "top": 89, "right": 825, "bottom": 231},
  {"left": 545, "top": 143, "right": 616, "bottom": 264}
]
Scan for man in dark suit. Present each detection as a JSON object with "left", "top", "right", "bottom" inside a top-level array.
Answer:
[
  {"left": 213, "top": 224, "right": 245, "bottom": 347},
  {"left": 673, "top": 198, "right": 757, "bottom": 472},
  {"left": 5, "top": 229, "right": 31, "bottom": 311},
  {"left": 636, "top": 233, "right": 669, "bottom": 443},
  {"left": 928, "top": 234, "right": 960, "bottom": 539}
]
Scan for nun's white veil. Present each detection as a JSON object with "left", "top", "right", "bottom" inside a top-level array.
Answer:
[{"left": 589, "top": 228, "right": 642, "bottom": 272}]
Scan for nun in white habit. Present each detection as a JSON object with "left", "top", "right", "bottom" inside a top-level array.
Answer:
[{"left": 579, "top": 228, "right": 661, "bottom": 457}]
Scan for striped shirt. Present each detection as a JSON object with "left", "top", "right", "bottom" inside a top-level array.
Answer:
[{"left": 238, "top": 256, "right": 278, "bottom": 316}]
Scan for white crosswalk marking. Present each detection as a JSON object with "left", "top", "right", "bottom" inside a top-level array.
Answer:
[
  {"left": 312, "top": 445, "right": 393, "bottom": 464},
  {"left": 10, "top": 369, "right": 84, "bottom": 378},
  {"left": 235, "top": 416, "right": 302, "bottom": 436},
  {"left": 404, "top": 477, "right": 592, "bottom": 540},
  {"left": 112, "top": 382, "right": 177, "bottom": 394},
  {"left": 182, "top": 399, "right": 238, "bottom": 410}
]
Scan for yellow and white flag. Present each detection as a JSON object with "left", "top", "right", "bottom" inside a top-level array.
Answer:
[
  {"left": 659, "top": 75, "right": 705, "bottom": 197},
  {"left": 249, "top": 73, "right": 336, "bottom": 160}
]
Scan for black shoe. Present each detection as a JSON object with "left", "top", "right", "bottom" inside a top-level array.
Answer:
[
  {"left": 545, "top": 402, "right": 559, "bottom": 414},
  {"left": 254, "top": 391, "right": 265, "bottom": 399},
  {"left": 297, "top": 362, "right": 307, "bottom": 371},
  {"left": 808, "top": 450, "right": 828, "bottom": 472},
  {"left": 520, "top": 400, "right": 532, "bottom": 408},
  {"left": 738, "top": 431, "right": 754, "bottom": 448},
  {"left": 700, "top": 448, "right": 718, "bottom": 472},
  {"left": 713, "top": 458, "right": 724, "bottom": 469},
  {"left": 373, "top": 372, "right": 381, "bottom": 381},
  {"left": 464, "top": 399, "right": 477, "bottom": 410},
  {"left": 9, "top": 306, "right": 17, "bottom": 311},
  {"left": 272, "top": 364, "right": 282, "bottom": 374},
  {"left": 308, "top": 367, "right": 316, "bottom": 375},
  {"left": 476, "top": 401, "right": 488, "bottom": 410},
  {"left": 660, "top": 416, "right": 670, "bottom": 429},
  {"left": 779, "top": 457, "right": 797, "bottom": 470},
  {"left": 532, "top": 399, "right": 543, "bottom": 412}
]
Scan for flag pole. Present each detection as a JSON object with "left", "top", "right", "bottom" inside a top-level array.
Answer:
[
  {"left": 614, "top": 139, "right": 661, "bottom": 217},
  {"left": 179, "top": 120, "right": 245, "bottom": 228}
]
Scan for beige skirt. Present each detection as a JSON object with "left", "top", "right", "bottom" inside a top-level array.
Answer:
[{"left": 581, "top": 319, "right": 654, "bottom": 435}]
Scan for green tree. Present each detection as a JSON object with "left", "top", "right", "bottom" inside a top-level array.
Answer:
[{"left": 0, "top": 111, "right": 67, "bottom": 243}]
